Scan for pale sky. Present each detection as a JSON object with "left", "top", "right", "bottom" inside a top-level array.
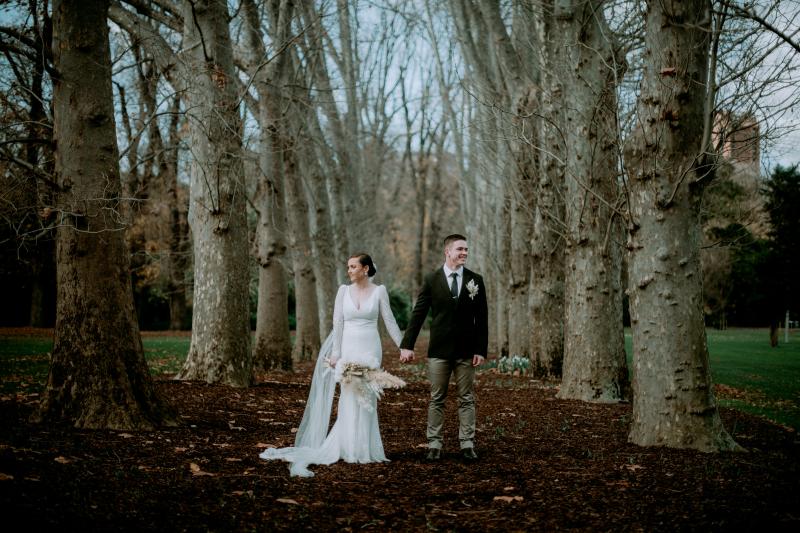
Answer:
[{"left": 1, "top": 2, "right": 798, "bottom": 172}]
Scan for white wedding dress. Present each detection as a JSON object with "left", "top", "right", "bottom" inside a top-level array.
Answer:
[{"left": 259, "top": 283, "right": 403, "bottom": 477}]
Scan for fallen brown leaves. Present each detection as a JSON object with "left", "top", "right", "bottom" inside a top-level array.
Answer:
[
  {"left": 0, "top": 351, "right": 798, "bottom": 531},
  {"left": 188, "top": 462, "right": 214, "bottom": 477}
]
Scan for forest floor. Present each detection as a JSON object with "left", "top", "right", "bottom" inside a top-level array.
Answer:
[{"left": 1, "top": 334, "right": 799, "bottom": 531}]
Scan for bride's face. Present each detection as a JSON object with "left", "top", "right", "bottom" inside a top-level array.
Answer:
[{"left": 347, "top": 258, "right": 368, "bottom": 282}]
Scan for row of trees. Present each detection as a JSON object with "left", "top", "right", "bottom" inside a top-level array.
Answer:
[{"left": 1, "top": 0, "right": 798, "bottom": 450}]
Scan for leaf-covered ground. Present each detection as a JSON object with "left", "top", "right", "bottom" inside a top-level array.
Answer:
[{"left": 0, "top": 338, "right": 799, "bottom": 531}]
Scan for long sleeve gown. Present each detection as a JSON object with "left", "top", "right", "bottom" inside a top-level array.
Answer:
[{"left": 259, "top": 284, "right": 403, "bottom": 477}]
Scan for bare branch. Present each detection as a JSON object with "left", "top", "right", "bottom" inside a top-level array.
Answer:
[{"left": 724, "top": 1, "right": 800, "bottom": 54}]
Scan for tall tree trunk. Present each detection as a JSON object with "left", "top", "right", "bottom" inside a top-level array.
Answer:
[
  {"left": 291, "top": 87, "right": 337, "bottom": 338},
  {"left": 252, "top": 134, "right": 293, "bottom": 373},
  {"left": 251, "top": 137, "right": 292, "bottom": 372},
  {"left": 508, "top": 86, "right": 536, "bottom": 358},
  {"left": 427, "top": 135, "right": 447, "bottom": 274},
  {"left": 623, "top": 0, "right": 738, "bottom": 451},
  {"left": 530, "top": 2, "right": 565, "bottom": 378},
  {"left": 37, "top": 0, "right": 174, "bottom": 429},
  {"left": 164, "top": 97, "right": 190, "bottom": 331},
  {"left": 176, "top": 0, "right": 252, "bottom": 386},
  {"left": 302, "top": 101, "right": 345, "bottom": 331},
  {"left": 529, "top": 168, "right": 565, "bottom": 377},
  {"left": 556, "top": 0, "right": 629, "bottom": 402},
  {"left": 494, "top": 176, "right": 511, "bottom": 358},
  {"left": 305, "top": 155, "right": 337, "bottom": 338},
  {"left": 413, "top": 156, "right": 428, "bottom": 294},
  {"left": 336, "top": 0, "right": 360, "bottom": 184},
  {"left": 286, "top": 165, "right": 321, "bottom": 361},
  {"left": 285, "top": 90, "right": 321, "bottom": 361},
  {"left": 244, "top": 0, "right": 293, "bottom": 371}
]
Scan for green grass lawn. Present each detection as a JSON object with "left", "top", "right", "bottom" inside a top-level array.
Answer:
[
  {"left": 2, "top": 328, "right": 798, "bottom": 430},
  {"left": 0, "top": 334, "right": 191, "bottom": 395},
  {"left": 624, "top": 328, "right": 800, "bottom": 430}
]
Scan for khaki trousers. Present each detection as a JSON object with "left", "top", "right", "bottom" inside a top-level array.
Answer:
[{"left": 427, "top": 358, "right": 476, "bottom": 450}]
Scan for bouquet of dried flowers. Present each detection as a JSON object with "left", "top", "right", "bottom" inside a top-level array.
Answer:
[{"left": 338, "top": 362, "right": 406, "bottom": 411}]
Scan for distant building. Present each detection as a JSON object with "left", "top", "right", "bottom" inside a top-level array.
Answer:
[
  {"left": 714, "top": 111, "right": 760, "bottom": 167},
  {"left": 708, "top": 111, "right": 769, "bottom": 238}
]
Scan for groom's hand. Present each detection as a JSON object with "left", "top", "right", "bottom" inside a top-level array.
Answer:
[
  {"left": 472, "top": 354, "right": 485, "bottom": 367},
  {"left": 400, "top": 349, "right": 415, "bottom": 363}
]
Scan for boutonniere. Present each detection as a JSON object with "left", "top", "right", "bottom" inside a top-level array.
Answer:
[{"left": 466, "top": 279, "right": 479, "bottom": 300}]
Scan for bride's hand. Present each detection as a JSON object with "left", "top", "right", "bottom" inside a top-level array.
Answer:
[
  {"left": 328, "top": 355, "right": 340, "bottom": 368},
  {"left": 399, "top": 349, "right": 415, "bottom": 363}
]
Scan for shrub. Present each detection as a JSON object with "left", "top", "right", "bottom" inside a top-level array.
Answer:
[{"left": 387, "top": 286, "right": 411, "bottom": 330}]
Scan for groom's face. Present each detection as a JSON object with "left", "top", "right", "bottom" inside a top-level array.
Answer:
[{"left": 445, "top": 240, "right": 468, "bottom": 268}]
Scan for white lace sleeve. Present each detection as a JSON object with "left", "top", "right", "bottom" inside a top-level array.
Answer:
[
  {"left": 378, "top": 285, "right": 403, "bottom": 348},
  {"left": 331, "top": 285, "right": 346, "bottom": 360}
]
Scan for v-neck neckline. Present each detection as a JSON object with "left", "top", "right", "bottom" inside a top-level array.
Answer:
[{"left": 348, "top": 284, "right": 377, "bottom": 310}]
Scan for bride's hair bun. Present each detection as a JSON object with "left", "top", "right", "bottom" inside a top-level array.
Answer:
[{"left": 350, "top": 252, "right": 377, "bottom": 277}]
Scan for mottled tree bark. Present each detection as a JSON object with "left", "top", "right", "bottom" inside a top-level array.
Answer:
[
  {"left": 37, "top": 0, "right": 174, "bottom": 429},
  {"left": 530, "top": 2, "right": 565, "bottom": 378},
  {"left": 176, "top": 0, "right": 252, "bottom": 386},
  {"left": 556, "top": 0, "right": 629, "bottom": 402},
  {"left": 623, "top": 0, "right": 738, "bottom": 451}
]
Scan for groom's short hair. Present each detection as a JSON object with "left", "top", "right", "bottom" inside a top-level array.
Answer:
[{"left": 443, "top": 233, "right": 467, "bottom": 248}]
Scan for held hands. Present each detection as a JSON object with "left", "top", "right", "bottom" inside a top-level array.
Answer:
[
  {"left": 399, "top": 349, "right": 415, "bottom": 364},
  {"left": 472, "top": 354, "right": 485, "bottom": 367}
]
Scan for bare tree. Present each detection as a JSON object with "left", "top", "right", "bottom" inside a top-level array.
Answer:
[
  {"left": 479, "top": 0, "right": 539, "bottom": 360},
  {"left": 529, "top": 0, "right": 566, "bottom": 376},
  {"left": 114, "top": 36, "right": 190, "bottom": 331},
  {"left": 283, "top": 49, "right": 321, "bottom": 362},
  {"left": 0, "top": 0, "right": 56, "bottom": 328},
  {"left": 243, "top": 0, "right": 293, "bottom": 371},
  {"left": 446, "top": 0, "right": 528, "bottom": 359},
  {"left": 174, "top": 0, "right": 252, "bottom": 385},
  {"left": 424, "top": 1, "right": 499, "bottom": 348},
  {"left": 162, "top": 95, "right": 191, "bottom": 331},
  {"left": 108, "top": 2, "right": 253, "bottom": 383},
  {"left": 36, "top": 0, "right": 174, "bottom": 429},
  {"left": 622, "top": 0, "right": 739, "bottom": 451},
  {"left": 555, "top": 0, "right": 629, "bottom": 402},
  {"left": 297, "top": 1, "right": 351, "bottom": 278}
]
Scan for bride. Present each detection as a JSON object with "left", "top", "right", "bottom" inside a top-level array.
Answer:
[{"left": 259, "top": 253, "right": 404, "bottom": 477}]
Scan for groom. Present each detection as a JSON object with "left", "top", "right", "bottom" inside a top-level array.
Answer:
[{"left": 400, "top": 234, "right": 488, "bottom": 461}]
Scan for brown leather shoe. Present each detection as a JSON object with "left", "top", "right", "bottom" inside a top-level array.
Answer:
[
  {"left": 462, "top": 447, "right": 478, "bottom": 461},
  {"left": 426, "top": 448, "right": 441, "bottom": 461}
]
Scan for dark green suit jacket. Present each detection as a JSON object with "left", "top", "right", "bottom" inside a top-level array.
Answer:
[{"left": 401, "top": 267, "right": 488, "bottom": 360}]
